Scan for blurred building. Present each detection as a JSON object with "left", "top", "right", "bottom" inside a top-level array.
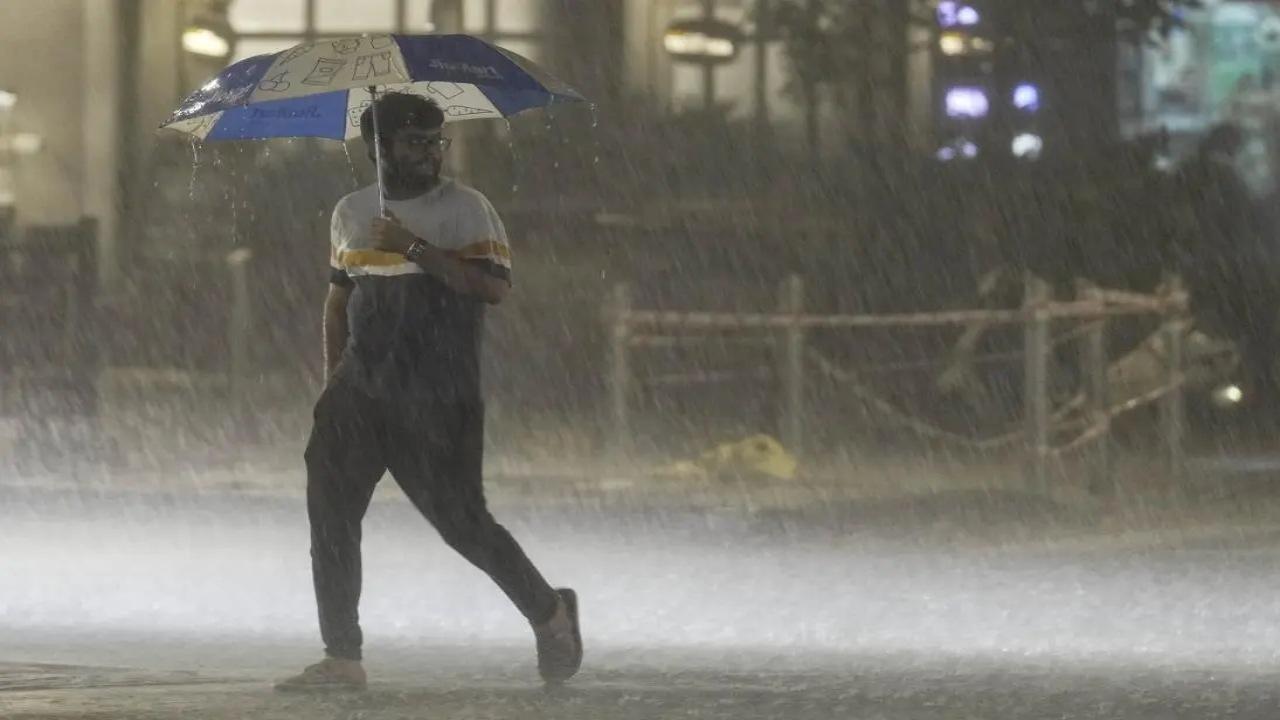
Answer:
[
  {"left": 0, "top": 0, "right": 937, "bottom": 284},
  {"left": 0, "top": 1, "right": 123, "bottom": 284},
  {"left": 623, "top": 0, "right": 936, "bottom": 153},
  {"left": 1124, "top": 0, "right": 1280, "bottom": 195}
]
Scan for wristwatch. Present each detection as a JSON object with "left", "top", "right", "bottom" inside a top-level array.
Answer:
[{"left": 404, "top": 238, "right": 428, "bottom": 264}]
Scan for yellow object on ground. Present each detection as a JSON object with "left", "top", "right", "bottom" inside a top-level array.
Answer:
[{"left": 658, "top": 434, "right": 798, "bottom": 480}]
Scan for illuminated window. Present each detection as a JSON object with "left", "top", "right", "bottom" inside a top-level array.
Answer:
[
  {"left": 936, "top": 137, "right": 979, "bottom": 162},
  {"left": 937, "top": 2, "right": 980, "bottom": 28},
  {"left": 945, "top": 87, "right": 989, "bottom": 118}
]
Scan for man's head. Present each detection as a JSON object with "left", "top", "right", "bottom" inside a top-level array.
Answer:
[{"left": 360, "top": 92, "right": 448, "bottom": 188}]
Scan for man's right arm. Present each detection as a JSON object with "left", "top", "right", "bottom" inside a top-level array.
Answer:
[
  {"left": 326, "top": 201, "right": 353, "bottom": 384},
  {"left": 323, "top": 283, "right": 351, "bottom": 384}
]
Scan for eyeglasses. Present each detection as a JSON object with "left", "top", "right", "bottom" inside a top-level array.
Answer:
[{"left": 404, "top": 136, "right": 451, "bottom": 151}]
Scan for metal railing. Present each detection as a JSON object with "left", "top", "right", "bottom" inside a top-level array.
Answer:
[{"left": 603, "top": 273, "right": 1193, "bottom": 491}]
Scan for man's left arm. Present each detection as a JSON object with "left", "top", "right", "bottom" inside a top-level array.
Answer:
[{"left": 370, "top": 214, "right": 509, "bottom": 304}]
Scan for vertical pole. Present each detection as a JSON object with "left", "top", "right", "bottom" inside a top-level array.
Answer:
[
  {"left": 226, "top": 248, "right": 253, "bottom": 428},
  {"left": 83, "top": 0, "right": 122, "bottom": 294},
  {"left": 1160, "top": 274, "right": 1187, "bottom": 480},
  {"left": 304, "top": 0, "right": 316, "bottom": 37},
  {"left": 62, "top": 253, "right": 81, "bottom": 364},
  {"left": 79, "top": 218, "right": 100, "bottom": 420},
  {"left": 753, "top": 0, "right": 771, "bottom": 142},
  {"left": 607, "top": 283, "right": 632, "bottom": 458},
  {"left": 1024, "top": 275, "right": 1051, "bottom": 490},
  {"left": 1078, "top": 280, "right": 1111, "bottom": 494},
  {"left": 802, "top": 0, "right": 820, "bottom": 166},
  {"left": 367, "top": 86, "right": 388, "bottom": 217},
  {"left": 702, "top": 0, "right": 717, "bottom": 110},
  {"left": 779, "top": 274, "right": 805, "bottom": 457},
  {"left": 395, "top": 0, "right": 408, "bottom": 32}
]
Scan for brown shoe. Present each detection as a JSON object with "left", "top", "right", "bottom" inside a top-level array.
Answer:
[
  {"left": 274, "top": 657, "right": 367, "bottom": 692},
  {"left": 533, "top": 588, "right": 582, "bottom": 685}
]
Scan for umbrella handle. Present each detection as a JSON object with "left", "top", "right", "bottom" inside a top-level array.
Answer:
[{"left": 368, "top": 85, "right": 389, "bottom": 217}]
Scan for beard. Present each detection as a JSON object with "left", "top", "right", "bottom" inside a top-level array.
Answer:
[
  {"left": 386, "top": 160, "right": 437, "bottom": 184},
  {"left": 384, "top": 159, "right": 440, "bottom": 191}
]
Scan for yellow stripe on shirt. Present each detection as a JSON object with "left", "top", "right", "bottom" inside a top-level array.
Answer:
[
  {"left": 338, "top": 249, "right": 410, "bottom": 268},
  {"left": 455, "top": 239, "right": 511, "bottom": 265},
  {"left": 338, "top": 242, "right": 510, "bottom": 271}
]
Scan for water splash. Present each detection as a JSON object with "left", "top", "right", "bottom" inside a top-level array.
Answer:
[
  {"left": 342, "top": 142, "right": 359, "bottom": 188},
  {"left": 505, "top": 118, "right": 521, "bottom": 195},
  {"left": 544, "top": 105, "right": 560, "bottom": 171},
  {"left": 228, "top": 147, "right": 240, "bottom": 247},
  {"left": 589, "top": 102, "right": 601, "bottom": 166},
  {"left": 188, "top": 138, "right": 201, "bottom": 200}
]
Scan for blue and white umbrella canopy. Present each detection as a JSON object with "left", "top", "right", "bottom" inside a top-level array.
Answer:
[{"left": 161, "top": 33, "right": 585, "bottom": 141}]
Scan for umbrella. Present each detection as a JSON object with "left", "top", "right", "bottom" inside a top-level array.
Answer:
[{"left": 161, "top": 33, "right": 585, "bottom": 213}]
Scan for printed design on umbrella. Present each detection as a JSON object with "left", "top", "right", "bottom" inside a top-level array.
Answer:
[
  {"left": 347, "top": 100, "right": 371, "bottom": 131},
  {"left": 425, "top": 82, "right": 465, "bottom": 100},
  {"left": 277, "top": 43, "right": 315, "bottom": 66},
  {"left": 444, "top": 105, "right": 493, "bottom": 118},
  {"left": 249, "top": 103, "right": 325, "bottom": 121},
  {"left": 166, "top": 113, "right": 220, "bottom": 139},
  {"left": 353, "top": 52, "right": 396, "bottom": 82},
  {"left": 427, "top": 59, "right": 504, "bottom": 81},
  {"left": 190, "top": 115, "right": 217, "bottom": 136},
  {"left": 262, "top": 56, "right": 408, "bottom": 96},
  {"left": 163, "top": 33, "right": 586, "bottom": 143},
  {"left": 303, "top": 58, "right": 347, "bottom": 86},
  {"left": 258, "top": 72, "right": 292, "bottom": 93},
  {"left": 163, "top": 33, "right": 587, "bottom": 213},
  {"left": 331, "top": 39, "right": 362, "bottom": 55}
]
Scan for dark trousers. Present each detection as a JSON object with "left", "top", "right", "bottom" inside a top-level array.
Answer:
[{"left": 304, "top": 378, "right": 558, "bottom": 660}]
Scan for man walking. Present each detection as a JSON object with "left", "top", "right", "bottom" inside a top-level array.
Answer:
[{"left": 277, "top": 93, "right": 581, "bottom": 692}]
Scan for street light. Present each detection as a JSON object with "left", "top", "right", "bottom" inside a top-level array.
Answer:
[
  {"left": 945, "top": 87, "right": 990, "bottom": 118},
  {"left": 663, "top": 18, "right": 744, "bottom": 64},
  {"left": 939, "top": 31, "right": 993, "bottom": 56},
  {"left": 664, "top": 30, "right": 735, "bottom": 59},
  {"left": 938, "top": 2, "right": 981, "bottom": 27},
  {"left": 179, "top": 2, "right": 235, "bottom": 95},
  {"left": 1011, "top": 132, "right": 1043, "bottom": 159},
  {"left": 183, "top": 26, "right": 231, "bottom": 58},
  {"left": 663, "top": 14, "right": 743, "bottom": 111},
  {"left": 182, "top": 2, "right": 234, "bottom": 61},
  {"left": 1013, "top": 83, "right": 1040, "bottom": 112}
]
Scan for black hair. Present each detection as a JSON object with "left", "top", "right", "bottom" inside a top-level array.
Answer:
[{"left": 359, "top": 92, "right": 445, "bottom": 148}]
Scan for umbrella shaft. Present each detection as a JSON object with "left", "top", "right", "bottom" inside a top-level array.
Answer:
[{"left": 368, "top": 85, "right": 388, "bottom": 217}]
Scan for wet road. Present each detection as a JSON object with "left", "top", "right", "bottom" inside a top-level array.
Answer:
[{"left": 5, "top": 481, "right": 1280, "bottom": 718}]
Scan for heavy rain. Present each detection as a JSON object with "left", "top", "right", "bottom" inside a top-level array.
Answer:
[{"left": 5, "top": 1, "right": 1280, "bottom": 718}]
